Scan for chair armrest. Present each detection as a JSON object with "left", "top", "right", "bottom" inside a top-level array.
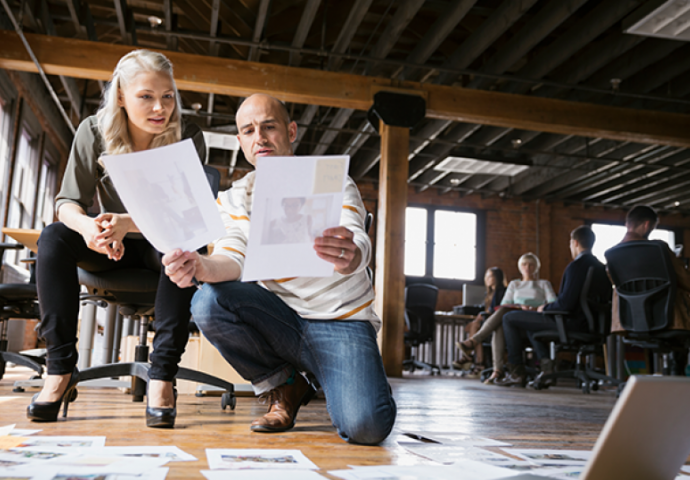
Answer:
[
  {"left": 0, "top": 243, "right": 23, "bottom": 250},
  {"left": 541, "top": 311, "right": 570, "bottom": 344}
]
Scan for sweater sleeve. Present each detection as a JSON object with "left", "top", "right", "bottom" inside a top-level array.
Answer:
[{"left": 501, "top": 280, "right": 516, "bottom": 305}]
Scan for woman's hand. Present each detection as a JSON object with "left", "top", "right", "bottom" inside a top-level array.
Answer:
[
  {"left": 94, "top": 213, "right": 134, "bottom": 261},
  {"left": 78, "top": 217, "right": 110, "bottom": 256}
]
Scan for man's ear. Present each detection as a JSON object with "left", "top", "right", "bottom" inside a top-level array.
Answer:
[{"left": 287, "top": 121, "right": 298, "bottom": 144}]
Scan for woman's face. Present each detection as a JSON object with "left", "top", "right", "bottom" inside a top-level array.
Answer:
[
  {"left": 118, "top": 71, "right": 175, "bottom": 144},
  {"left": 519, "top": 260, "right": 537, "bottom": 279},
  {"left": 484, "top": 270, "right": 496, "bottom": 288}
]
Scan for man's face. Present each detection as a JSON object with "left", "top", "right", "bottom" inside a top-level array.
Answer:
[
  {"left": 236, "top": 94, "right": 297, "bottom": 166},
  {"left": 569, "top": 238, "right": 578, "bottom": 259}
]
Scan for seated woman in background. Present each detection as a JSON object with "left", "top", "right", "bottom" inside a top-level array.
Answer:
[
  {"left": 458, "top": 252, "right": 556, "bottom": 384},
  {"left": 455, "top": 267, "right": 507, "bottom": 376}
]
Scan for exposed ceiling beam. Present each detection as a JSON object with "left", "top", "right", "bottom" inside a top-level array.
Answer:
[
  {"left": 113, "top": 0, "right": 129, "bottom": 44},
  {"left": 504, "top": 0, "right": 645, "bottom": 95},
  {"left": 394, "top": 0, "right": 477, "bottom": 82},
  {"left": 248, "top": 0, "right": 271, "bottom": 62},
  {"left": 289, "top": 0, "right": 321, "bottom": 67},
  {"left": 365, "top": 0, "right": 425, "bottom": 76},
  {"left": 433, "top": 0, "right": 538, "bottom": 85},
  {"left": 327, "top": 0, "right": 373, "bottom": 72},
  {"left": 3, "top": 32, "right": 690, "bottom": 147},
  {"left": 312, "top": 108, "right": 354, "bottom": 155},
  {"left": 163, "top": 0, "right": 177, "bottom": 50},
  {"left": 467, "top": 0, "right": 589, "bottom": 91},
  {"left": 293, "top": 104, "right": 318, "bottom": 152}
]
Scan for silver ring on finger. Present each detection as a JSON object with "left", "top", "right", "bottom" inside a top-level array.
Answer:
[{"left": 338, "top": 248, "right": 345, "bottom": 259}]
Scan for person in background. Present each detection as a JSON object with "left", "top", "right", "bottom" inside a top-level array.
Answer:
[
  {"left": 496, "top": 226, "right": 610, "bottom": 387},
  {"left": 611, "top": 205, "right": 690, "bottom": 333},
  {"left": 28, "top": 50, "right": 205, "bottom": 428},
  {"left": 453, "top": 267, "right": 506, "bottom": 377},
  {"left": 458, "top": 253, "right": 556, "bottom": 384}
]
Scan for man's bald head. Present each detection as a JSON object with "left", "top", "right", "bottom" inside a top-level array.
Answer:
[
  {"left": 235, "top": 93, "right": 297, "bottom": 166},
  {"left": 236, "top": 94, "right": 290, "bottom": 126}
]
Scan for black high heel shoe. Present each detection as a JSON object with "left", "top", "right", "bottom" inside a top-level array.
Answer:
[
  {"left": 146, "top": 381, "right": 177, "bottom": 429},
  {"left": 27, "top": 368, "right": 80, "bottom": 422}
]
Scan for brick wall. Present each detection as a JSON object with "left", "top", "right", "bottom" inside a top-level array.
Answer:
[{"left": 356, "top": 180, "right": 690, "bottom": 312}]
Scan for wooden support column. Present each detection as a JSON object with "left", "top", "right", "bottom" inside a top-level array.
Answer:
[{"left": 375, "top": 121, "right": 409, "bottom": 377}]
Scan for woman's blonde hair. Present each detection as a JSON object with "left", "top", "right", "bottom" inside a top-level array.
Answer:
[
  {"left": 97, "top": 49, "right": 182, "bottom": 155},
  {"left": 518, "top": 252, "right": 541, "bottom": 273}
]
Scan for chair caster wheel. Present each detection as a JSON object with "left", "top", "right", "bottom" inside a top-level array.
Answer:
[
  {"left": 195, "top": 391, "right": 205, "bottom": 398},
  {"left": 30, "top": 375, "right": 42, "bottom": 380},
  {"left": 13, "top": 386, "right": 25, "bottom": 393},
  {"left": 221, "top": 392, "right": 236, "bottom": 410}
]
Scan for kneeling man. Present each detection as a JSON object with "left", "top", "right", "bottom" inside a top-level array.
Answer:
[{"left": 163, "top": 94, "right": 396, "bottom": 445}]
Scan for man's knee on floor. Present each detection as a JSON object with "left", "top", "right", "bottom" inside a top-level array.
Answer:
[{"left": 335, "top": 400, "right": 396, "bottom": 446}]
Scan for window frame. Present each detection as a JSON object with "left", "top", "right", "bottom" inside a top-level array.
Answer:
[
  {"left": 587, "top": 219, "right": 683, "bottom": 259},
  {"left": 405, "top": 203, "right": 486, "bottom": 290}
]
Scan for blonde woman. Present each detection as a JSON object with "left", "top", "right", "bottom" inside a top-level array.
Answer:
[
  {"left": 28, "top": 50, "right": 205, "bottom": 428},
  {"left": 458, "top": 253, "right": 556, "bottom": 384}
]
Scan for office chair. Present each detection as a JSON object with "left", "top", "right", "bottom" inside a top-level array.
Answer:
[
  {"left": 605, "top": 241, "right": 690, "bottom": 377},
  {"left": 403, "top": 283, "right": 441, "bottom": 375},
  {"left": 531, "top": 266, "right": 621, "bottom": 394},
  {"left": 75, "top": 165, "right": 236, "bottom": 410},
  {"left": 0, "top": 242, "right": 44, "bottom": 381}
]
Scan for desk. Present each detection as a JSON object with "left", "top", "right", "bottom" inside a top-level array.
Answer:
[
  {"left": 2, "top": 228, "right": 40, "bottom": 253},
  {"left": 429, "top": 311, "right": 475, "bottom": 370}
]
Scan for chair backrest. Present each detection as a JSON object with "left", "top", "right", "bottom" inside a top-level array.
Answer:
[
  {"left": 404, "top": 283, "right": 438, "bottom": 344},
  {"left": 604, "top": 241, "right": 676, "bottom": 333},
  {"left": 203, "top": 165, "right": 221, "bottom": 197},
  {"left": 579, "top": 265, "right": 612, "bottom": 337}
]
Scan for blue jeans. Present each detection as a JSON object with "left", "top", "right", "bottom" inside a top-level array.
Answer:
[{"left": 191, "top": 281, "right": 397, "bottom": 445}]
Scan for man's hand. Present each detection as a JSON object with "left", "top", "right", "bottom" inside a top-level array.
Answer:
[
  {"left": 314, "top": 226, "right": 361, "bottom": 275},
  {"left": 94, "top": 213, "right": 133, "bottom": 261},
  {"left": 162, "top": 249, "right": 200, "bottom": 288},
  {"left": 537, "top": 304, "right": 546, "bottom": 313}
]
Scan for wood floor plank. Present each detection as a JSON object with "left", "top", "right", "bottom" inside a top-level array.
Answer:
[{"left": 0, "top": 367, "right": 619, "bottom": 479}]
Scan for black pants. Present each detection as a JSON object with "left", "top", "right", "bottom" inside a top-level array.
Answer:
[
  {"left": 36, "top": 222, "right": 195, "bottom": 380},
  {"left": 503, "top": 310, "right": 587, "bottom": 366}
]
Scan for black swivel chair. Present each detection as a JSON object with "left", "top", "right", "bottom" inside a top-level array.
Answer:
[
  {"left": 531, "top": 266, "right": 621, "bottom": 393},
  {"left": 605, "top": 241, "right": 690, "bottom": 377},
  {"left": 75, "top": 165, "right": 236, "bottom": 410},
  {"left": 0, "top": 243, "right": 44, "bottom": 380},
  {"left": 403, "top": 283, "right": 441, "bottom": 375}
]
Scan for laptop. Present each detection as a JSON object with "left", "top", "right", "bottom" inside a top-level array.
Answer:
[{"left": 504, "top": 375, "right": 690, "bottom": 480}]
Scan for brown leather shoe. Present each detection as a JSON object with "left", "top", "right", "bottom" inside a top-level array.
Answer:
[{"left": 250, "top": 373, "right": 316, "bottom": 433}]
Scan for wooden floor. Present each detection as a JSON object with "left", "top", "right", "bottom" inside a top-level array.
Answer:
[{"left": 0, "top": 366, "right": 619, "bottom": 479}]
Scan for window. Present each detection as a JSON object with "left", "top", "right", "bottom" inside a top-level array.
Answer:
[
  {"left": 0, "top": 97, "right": 11, "bottom": 219},
  {"left": 404, "top": 206, "right": 483, "bottom": 286},
  {"left": 591, "top": 223, "right": 677, "bottom": 263}
]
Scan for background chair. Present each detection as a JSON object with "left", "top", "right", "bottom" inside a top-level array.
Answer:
[
  {"left": 74, "top": 165, "right": 236, "bottom": 410},
  {"left": 403, "top": 283, "right": 441, "bottom": 375},
  {"left": 605, "top": 241, "right": 690, "bottom": 377},
  {"left": 531, "top": 266, "right": 621, "bottom": 393},
  {"left": 0, "top": 243, "right": 44, "bottom": 381}
]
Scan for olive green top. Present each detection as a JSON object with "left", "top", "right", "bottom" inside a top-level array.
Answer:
[{"left": 55, "top": 115, "right": 206, "bottom": 215}]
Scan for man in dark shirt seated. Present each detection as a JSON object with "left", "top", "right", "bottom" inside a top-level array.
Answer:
[
  {"left": 496, "top": 226, "right": 611, "bottom": 387},
  {"left": 610, "top": 205, "right": 690, "bottom": 334}
]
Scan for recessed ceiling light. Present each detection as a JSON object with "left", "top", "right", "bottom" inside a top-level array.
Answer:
[{"left": 435, "top": 157, "right": 529, "bottom": 177}]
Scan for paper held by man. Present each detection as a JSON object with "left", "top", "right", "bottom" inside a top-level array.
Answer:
[{"left": 103, "top": 140, "right": 349, "bottom": 281}]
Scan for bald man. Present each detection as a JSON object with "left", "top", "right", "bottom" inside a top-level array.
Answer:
[{"left": 162, "top": 94, "right": 396, "bottom": 445}]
